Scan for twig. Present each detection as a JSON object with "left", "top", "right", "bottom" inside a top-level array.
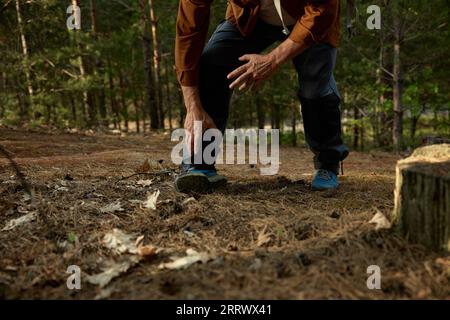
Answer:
[
  {"left": 119, "top": 169, "right": 175, "bottom": 181},
  {"left": 0, "top": 144, "right": 32, "bottom": 198}
]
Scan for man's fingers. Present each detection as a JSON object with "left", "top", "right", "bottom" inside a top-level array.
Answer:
[
  {"left": 239, "top": 78, "right": 254, "bottom": 91},
  {"left": 230, "top": 72, "right": 251, "bottom": 89},
  {"left": 228, "top": 54, "right": 254, "bottom": 79},
  {"left": 239, "top": 54, "right": 252, "bottom": 62},
  {"left": 227, "top": 64, "right": 247, "bottom": 80}
]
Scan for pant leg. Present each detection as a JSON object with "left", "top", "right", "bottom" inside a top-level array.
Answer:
[
  {"left": 184, "top": 20, "right": 280, "bottom": 170},
  {"left": 293, "top": 43, "right": 349, "bottom": 174}
]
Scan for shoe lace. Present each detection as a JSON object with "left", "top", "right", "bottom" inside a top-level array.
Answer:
[{"left": 317, "top": 169, "right": 332, "bottom": 181}]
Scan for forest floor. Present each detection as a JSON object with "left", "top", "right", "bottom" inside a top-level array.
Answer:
[{"left": 0, "top": 126, "right": 449, "bottom": 299}]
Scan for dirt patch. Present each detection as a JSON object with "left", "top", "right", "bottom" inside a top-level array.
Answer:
[{"left": 0, "top": 127, "right": 448, "bottom": 299}]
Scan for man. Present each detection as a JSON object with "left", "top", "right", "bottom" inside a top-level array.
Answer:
[{"left": 174, "top": 0, "right": 349, "bottom": 193}]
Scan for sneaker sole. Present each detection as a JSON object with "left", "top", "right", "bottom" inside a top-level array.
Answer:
[
  {"left": 311, "top": 185, "right": 338, "bottom": 191},
  {"left": 208, "top": 176, "right": 228, "bottom": 189},
  {"left": 175, "top": 173, "right": 211, "bottom": 194}
]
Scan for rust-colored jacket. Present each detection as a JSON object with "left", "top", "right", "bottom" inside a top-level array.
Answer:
[{"left": 175, "top": 0, "right": 341, "bottom": 86}]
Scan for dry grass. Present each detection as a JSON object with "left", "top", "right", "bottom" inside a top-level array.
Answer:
[{"left": 0, "top": 127, "right": 448, "bottom": 299}]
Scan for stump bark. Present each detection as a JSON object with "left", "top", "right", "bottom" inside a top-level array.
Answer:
[{"left": 393, "top": 144, "right": 450, "bottom": 251}]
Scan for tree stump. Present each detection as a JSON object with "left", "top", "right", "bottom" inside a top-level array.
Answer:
[{"left": 393, "top": 144, "right": 450, "bottom": 251}]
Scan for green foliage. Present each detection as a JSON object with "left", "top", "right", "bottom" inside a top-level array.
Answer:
[{"left": 0, "top": 0, "right": 448, "bottom": 149}]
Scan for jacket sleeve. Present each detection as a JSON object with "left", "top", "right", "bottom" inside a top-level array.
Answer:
[
  {"left": 175, "top": 0, "right": 213, "bottom": 86},
  {"left": 288, "top": 0, "right": 340, "bottom": 48}
]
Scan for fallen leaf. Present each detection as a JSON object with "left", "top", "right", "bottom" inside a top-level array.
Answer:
[
  {"left": 85, "top": 257, "right": 140, "bottom": 288},
  {"left": 136, "top": 159, "right": 151, "bottom": 173},
  {"left": 136, "top": 179, "right": 153, "bottom": 187},
  {"left": 135, "top": 235, "right": 145, "bottom": 247},
  {"left": 94, "top": 287, "right": 114, "bottom": 300},
  {"left": 102, "top": 229, "right": 160, "bottom": 258},
  {"left": 102, "top": 229, "right": 139, "bottom": 255},
  {"left": 22, "top": 193, "right": 32, "bottom": 202},
  {"left": 181, "top": 197, "right": 196, "bottom": 206},
  {"left": 183, "top": 230, "right": 195, "bottom": 237},
  {"left": 142, "top": 190, "right": 160, "bottom": 210},
  {"left": 17, "top": 206, "right": 30, "bottom": 214},
  {"left": 158, "top": 249, "right": 213, "bottom": 270},
  {"left": 2, "top": 212, "right": 37, "bottom": 231},
  {"left": 249, "top": 258, "right": 262, "bottom": 271},
  {"left": 137, "top": 245, "right": 158, "bottom": 258},
  {"left": 100, "top": 201, "right": 124, "bottom": 214},
  {"left": 128, "top": 199, "right": 142, "bottom": 204},
  {"left": 256, "top": 225, "right": 273, "bottom": 247},
  {"left": 93, "top": 193, "right": 106, "bottom": 198},
  {"left": 369, "top": 210, "right": 392, "bottom": 230},
  {"left": 435, "top": 258, "right": 450, "bottom": 275}
]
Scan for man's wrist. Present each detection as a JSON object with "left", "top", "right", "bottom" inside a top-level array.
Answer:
[
  {"left": 181, "top": 86, "right": 203, "bottom": 112},
  {"left": 270, "top": 38, "right": 305, "bottom": 66},
  {"left": 268, "top": 50, "right": 283, "bottom": 69},
  {"left": 186, "top": 104, "right": 203, "bottom": 112}
]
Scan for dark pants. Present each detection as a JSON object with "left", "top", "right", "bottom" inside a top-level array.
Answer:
[{"left": 190, "top": 19, "right": 349, "bottom": 174}]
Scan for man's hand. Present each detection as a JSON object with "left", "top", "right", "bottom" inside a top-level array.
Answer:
[
  {"left": 181, "top": 86, "right": 216, "bottom": 154},
  {"left": 227, "top": 38, "right": 307, "bottom": 92},
  {"left": 227, "top": 54, "right": 279, "bottom": 92}
]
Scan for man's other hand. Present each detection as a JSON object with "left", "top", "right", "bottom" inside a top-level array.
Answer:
[
  {"left": 181, "top": 86, "right": 216, "bottom": 154},
  {"left": 227, "top": 54, "right": 278, "bottom": 92}
]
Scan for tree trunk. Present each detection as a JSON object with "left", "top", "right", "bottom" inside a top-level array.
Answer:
[
  {"left": 139, "top": 0, "right": 159, "bottom": 129},
  {"left": 16, "top": 92, "right": 25, "bottom": 120},
  {"left": 140, "top": 94, "right": 147, "bottom": 133},
  {"left": 70, "top": 0, "right": 94, "bottom": 127},
  {"left": 15, "top": 0, "right": 34, "bottom": 120},
  {"left": 118, "top": 70, "right": 129, "bottom": 132},
  {"left": 392, "top": 14, "right": 403, "bottom": 151},
  {"left": 256, "top": 96, "right": 265, "bottom": 129},
  {"left": 270, "top": 102, "right": 275, "bottom": 129},
  {"left": 248, "top": 96, "right": 254, "bottom": 128},
  {"left": 0, "top": 72, "right": 5, "bottom": 118},
  {"left": 163, "top": 54, "right": 173, "bottom": 130},
  {"left": 393, "top": 144, "right": 450, "bottom": 252},
  {"left": 148, "top": 0, "right": 164, "bottom": 129},
  {"left": 360, "top": 118, "right": 365, "bottom": 151},
  {"left": 291, "top": 104, "right": 297, "bottom": 147},
  {"left": 273, "top": 100, "right": 281, "bottom": 130},
  {"left": 69, "top": 94, "right": 77, "bottom": 124},
  {"left": 353, "top": 105, "right": 359, "bottom": 150},
  {"left": 90, "top": 0, "right": 107, "bottom": 127},
  {"left": 78, "top": 54, "right": 90, "bottom": 125},
  {"left": 132, "top": 93, "right": 141, "bottom": 133},
  {"left": 410, "top": 117, "right": 419, "bottom": 140},
  {"left": 107, "top": 59, "right": 120, "bottom": 130}
]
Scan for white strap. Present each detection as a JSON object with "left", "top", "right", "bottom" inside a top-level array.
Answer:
[{"left": 273, "top": 0, "right": 290, "bottom": 35}]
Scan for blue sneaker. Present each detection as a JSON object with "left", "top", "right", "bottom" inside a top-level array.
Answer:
[
  {"left": 311, "top": 169, "right": 339, "bottom": 191},
  {"left": 175, "top": 168, "right": 227, "bottom": 193}
]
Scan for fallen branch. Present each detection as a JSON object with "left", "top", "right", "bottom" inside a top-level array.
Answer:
[
  {"left": 118, "top": 169, "right": 175, "bottom": 181},
  {"left": 0, "top": 144, "right": 32, "bottom": 198}
]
